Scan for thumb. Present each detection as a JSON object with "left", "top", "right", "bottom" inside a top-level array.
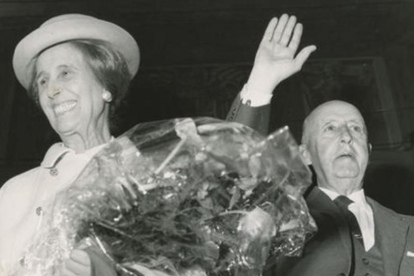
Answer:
[
  {"left": 294, "top": 45, "right": 317, "bottom": 70},
  {"left": 70, "top": 249, "right": 92, "bottom": 267},
  {"left": 61, "top": 249, "right": 92, "bottom": 276}
]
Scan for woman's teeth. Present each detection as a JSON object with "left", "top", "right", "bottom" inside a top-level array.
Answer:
[{"left": 54, "top": 101, "right": 76, "bottom": 115}]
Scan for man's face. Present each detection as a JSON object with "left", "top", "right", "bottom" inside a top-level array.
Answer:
[{"left": 301, "top": 101, "right": 370, "bottom": 194}]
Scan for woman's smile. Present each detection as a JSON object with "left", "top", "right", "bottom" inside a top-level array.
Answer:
[{"left": 53, "top": 100, "right": 77, "bottom": 116}]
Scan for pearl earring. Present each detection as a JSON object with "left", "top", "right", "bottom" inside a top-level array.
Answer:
[{"left": 102, "top": 90, "right": 113, "bottom": 103}]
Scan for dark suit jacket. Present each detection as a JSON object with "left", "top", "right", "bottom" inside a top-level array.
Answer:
[
  {"left": 264, "top": 186, "right": 414, "bottom": 276},
  {"left": 227, "top": 98, "right": 414, "bottom": 275},
  {"left": 226, "top": 93, "right": 270, "bottom": 135}
]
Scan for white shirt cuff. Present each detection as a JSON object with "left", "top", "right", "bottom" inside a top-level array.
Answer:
[{"left": 240, "top": 84, "right": 273, "bottom": 107}]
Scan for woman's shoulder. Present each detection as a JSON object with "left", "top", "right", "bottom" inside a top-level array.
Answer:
[
  {"left": 0, "top": 167, "right": 42, "bottom": 196},
  {"left": 0, "top": 142, "right": 65, "bottom": 193}
]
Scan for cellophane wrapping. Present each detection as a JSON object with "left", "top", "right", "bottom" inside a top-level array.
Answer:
[{"left": 14, "top": 117, "right": 316, "bottom": 276}]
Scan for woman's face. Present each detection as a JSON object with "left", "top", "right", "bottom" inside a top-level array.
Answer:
[{"left": 34, "top": 43, "right": 109, "bottom": 138}]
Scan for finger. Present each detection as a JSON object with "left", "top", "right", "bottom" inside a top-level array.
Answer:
[
  {"left": 60, "top": 266, "right": 79, "bottom": 276},
  {"left": 280, "top": 16, "right": 297, "bottom": 46},
  {"left": 272, "top": 14, "right": 289, "bottom": 42},
  {"left": 294, "top": 45, "right": 317, "bottom": 69},
  {"left": 76, "top": 238, "right": 94, "bottom": 250},
  {"left": 262, "top": 17, "right": 278, "bottom": 42},
  {"left": 64, "top": 257, "right": 91, "bottom": 276},
  {"left": 70, "top": 249, "right": 92, "bottom": 266},
  {"left": 288, "top": 23, "right": 303, "bottom": 52}
]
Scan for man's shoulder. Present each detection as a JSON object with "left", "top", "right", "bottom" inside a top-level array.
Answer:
[
  {"left": 399, "top": 214, "right": 414, "bottom": 225},
  {"left": 366, "top": 196, "right": 397, "bottom": 215},
  {"left": 366, "top": 196, "right": 414, "bottom": 224}
]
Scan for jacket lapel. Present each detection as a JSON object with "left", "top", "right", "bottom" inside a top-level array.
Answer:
[
  {"left": 368, "top": 198, "right": 408, "bottom": 275},
  {"left": 307, "top": 187, "right": 353, "bottom": 264}
]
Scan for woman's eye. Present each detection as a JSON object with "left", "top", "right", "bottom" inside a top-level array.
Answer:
[
  {"left": 38, "top": 78, "right": 47, "bottom": 87},
  {"left": 60, "top": 70, "right": 72, "bottom": 78}
]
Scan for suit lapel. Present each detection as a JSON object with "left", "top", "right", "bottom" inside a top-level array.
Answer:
[
  {"left": 307, "top": 187, "right": 353, "bottom": 263},
  {"left": 368, "top": 198, "right": 408, "bottom": 275}
]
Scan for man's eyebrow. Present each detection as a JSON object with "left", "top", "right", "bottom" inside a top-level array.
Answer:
[
  {"left": 321, "top": 121, "right": 333, "bottom": 127},
  {"left": 349, "top": 119, "right": 367, "bottom": 131},
  {"left": 320, "top": 118, "right": 337, "bottom": 126},
  {"left": 348, "top": 119, "right": 364, "bottom": 124}
]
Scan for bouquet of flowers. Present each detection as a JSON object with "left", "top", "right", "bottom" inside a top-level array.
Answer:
[{"left": 16, "top": 117, "right": 316, "bottom": 276}]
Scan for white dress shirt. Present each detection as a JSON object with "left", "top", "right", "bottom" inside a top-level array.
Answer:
[
  {"left": 319, "top": 187, "right": 375, "bottom": 251},
  {"left": 240, "top": 83, "right": 273, "bottom": 107}
]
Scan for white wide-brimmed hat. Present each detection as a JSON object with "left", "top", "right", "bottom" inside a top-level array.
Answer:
[{"left": 13, "top": 13, "right": 140, "bottom": 90}]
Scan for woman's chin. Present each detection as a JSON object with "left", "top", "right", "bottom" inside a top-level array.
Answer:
[{"left": 53, "top": 125, "right": 78, "bottom": 138}]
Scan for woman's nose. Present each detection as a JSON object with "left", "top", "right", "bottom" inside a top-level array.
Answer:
[{"left": 47, "top": 86, "right": 62, "bottom": 99}]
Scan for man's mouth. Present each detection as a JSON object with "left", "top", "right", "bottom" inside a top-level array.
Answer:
[{"left": 337, "top": 152, "right": 354, "bottom": 159}]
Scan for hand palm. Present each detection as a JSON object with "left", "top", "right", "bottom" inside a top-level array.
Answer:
[
  {"left": 247, "top": 15, "right": 316, "bottom": 94},
  {"left": 255, "top": 43, "right": 298, "bottom": 79}
]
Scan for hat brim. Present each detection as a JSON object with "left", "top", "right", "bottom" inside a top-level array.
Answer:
[{"left": 13, "top": 14, "right": 140, "bottom": 90}]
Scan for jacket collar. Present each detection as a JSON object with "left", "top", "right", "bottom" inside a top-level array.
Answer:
[
  {"left": 40, "top": 142, "right": 110, "bottom": 169},
  {"left": 306, "top": 185, "right": 353, "bottom": 272},
  {"left": 40, "top": 143, "right": 73, "bottom": 168},
  {"left": 309, "top": 186, "right": 410, "bottom": 275},
  {"left": 318, "top": 187, "right": 369, "bottom": 207}
]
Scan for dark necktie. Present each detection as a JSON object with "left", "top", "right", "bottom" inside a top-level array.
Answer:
[{"left": 334, "top": 196, "right": 363, "bottom": 242}]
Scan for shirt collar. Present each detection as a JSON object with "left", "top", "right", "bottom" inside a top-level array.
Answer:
[
  {"left": 41, "top": 140, "right": 112, "bottom": 168},
  {"left": 347, "top": 189, "right": 368, "bottom": 206},
  {"left": 319, "top": 187, "right": 368, "bottom": 206}
]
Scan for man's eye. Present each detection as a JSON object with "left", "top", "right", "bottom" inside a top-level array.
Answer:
[
  {"left": 351, "top": 125, "right": 362, "bottom": 132},
  {"left": 325, "top": 125, "right": 336, "bottom": 132}
]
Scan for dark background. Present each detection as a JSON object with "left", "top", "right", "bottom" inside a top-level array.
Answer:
[{"left": 1, "top": 0, "right": 414, "bottom": 214}]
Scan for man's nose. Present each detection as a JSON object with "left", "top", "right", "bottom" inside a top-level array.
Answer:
[
  {"left": 340, "top": 126, "right": 352, "bottom": 144},
  {"left": 47, "top": 86, "right": 62, "bottom": 99}
]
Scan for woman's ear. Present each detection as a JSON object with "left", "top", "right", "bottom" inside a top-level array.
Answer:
[{"left": 299, "top": 144, "right": 312, "bottom": 166}]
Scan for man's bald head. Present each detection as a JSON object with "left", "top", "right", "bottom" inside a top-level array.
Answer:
[{"left": 301, "top": 100, "right": 367, "bottom": 145}]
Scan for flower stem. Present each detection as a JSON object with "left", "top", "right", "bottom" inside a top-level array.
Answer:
[{"left": 155, "top": 138, "right": 187, "bottom": 175}]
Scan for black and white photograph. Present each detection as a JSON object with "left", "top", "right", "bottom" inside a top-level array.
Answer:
[{"left": 1, "top": 1, "right": 414, "bottom": 275}]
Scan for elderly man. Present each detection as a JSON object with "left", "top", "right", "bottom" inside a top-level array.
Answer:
[
  {"left": 264, "top": 100, "right": 414, "bottom": 275},
  {"left": 243, "top": 14, "right": 414, "bottom": 276}
]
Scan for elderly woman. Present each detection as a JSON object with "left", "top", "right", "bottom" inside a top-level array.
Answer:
[
  {"left": 0, "top": 13, "right": 312, "bottom": 276},
  {"left": 0, "top": 14, "right": 139, "bottom": 275}
]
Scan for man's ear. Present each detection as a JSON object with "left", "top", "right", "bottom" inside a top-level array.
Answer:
[
  {"left": 299, "top": 144, "right": 312, "bottom": 165},
  {"left": 369, "top": 143, "right": 372, "bottom": 154}
]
